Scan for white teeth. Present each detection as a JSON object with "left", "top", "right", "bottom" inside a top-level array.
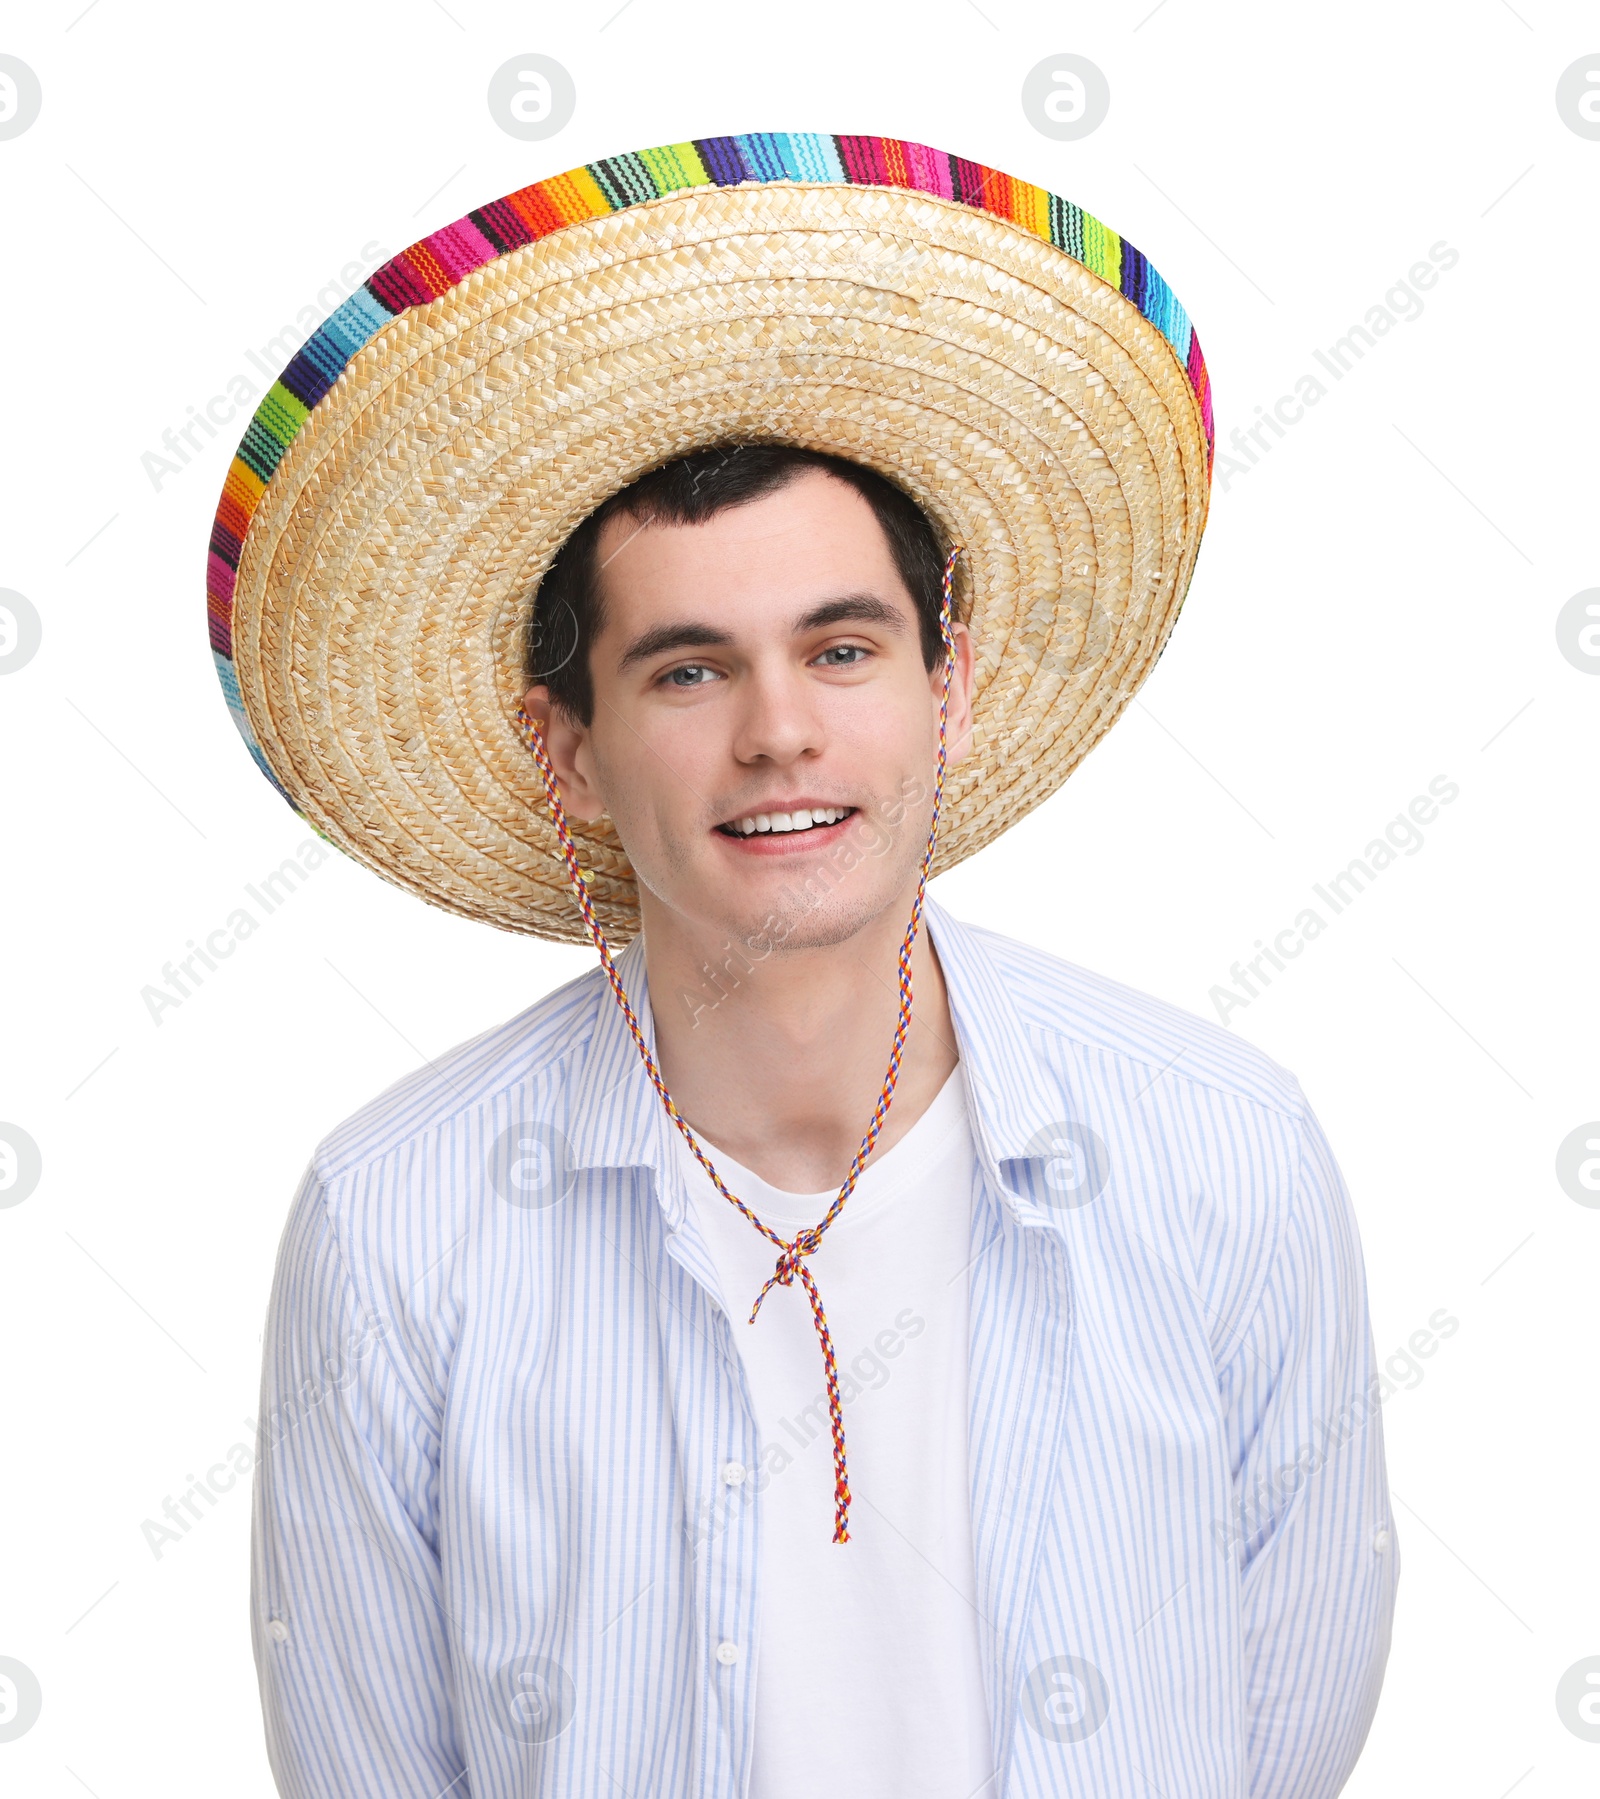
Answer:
[{"left": 727, "top": 806, "right": 850, "bottom": 835}]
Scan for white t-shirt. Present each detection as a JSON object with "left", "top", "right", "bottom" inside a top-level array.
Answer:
[{"left": 675, "top": 1065, "right": 996, "bottom": 1799}]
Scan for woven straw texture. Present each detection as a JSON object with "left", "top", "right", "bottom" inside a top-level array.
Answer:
[{"left": 208, "top": 133, "right": 1214, "bottom": 943}]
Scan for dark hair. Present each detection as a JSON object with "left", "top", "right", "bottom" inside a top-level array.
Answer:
[{"left": 524, "top": 442, "right": 950, "bottom": 725}]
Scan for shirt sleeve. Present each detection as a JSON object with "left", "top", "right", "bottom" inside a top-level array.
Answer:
[
  {"left": 1216, "top": 1085, "right": 1400, "bottom": 1797},
  {"left": 250, "top": 1160, "right": 466, "bottom": 1798}
]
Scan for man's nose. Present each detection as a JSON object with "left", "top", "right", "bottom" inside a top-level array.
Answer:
[{"left": 730, "top": 662, "right": 825, "bottom": 766}]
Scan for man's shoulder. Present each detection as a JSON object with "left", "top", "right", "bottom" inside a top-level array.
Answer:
[
  {"left": 958, "top": 917, "right": 1304, "bottom": 1121},
  {"left": 310, "top": 962, "right": 605, "bottom": 1184}
]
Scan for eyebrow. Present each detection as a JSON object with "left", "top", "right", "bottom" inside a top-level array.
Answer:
[
  {"left": 793, "top": 594, "right": 908, "bottom": 635},
  {"left": 615, "top": 622, "right": 734, "bottom": 672},
  {"left": 614, "top": 593, "right": 908, "bottom": 673}
]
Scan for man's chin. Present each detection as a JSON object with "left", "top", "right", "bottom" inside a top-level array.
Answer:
[
  {"left": 637, "top": 856, "right": 919, "bottom": 959},
  {"left": 744, "top": 894, "right": 886, "bottom": 956}
]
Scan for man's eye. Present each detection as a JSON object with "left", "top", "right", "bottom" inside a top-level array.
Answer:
[
  {"left": 814, "top": 644, "right": 867, "bottom": 667},
  {"left": 663, "top": 664, "right": 717, "bottom": 688}
]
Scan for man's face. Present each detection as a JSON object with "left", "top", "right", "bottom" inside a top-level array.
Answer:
[{"left": 525, "top": 468, "right": 974, "bottom": 953}]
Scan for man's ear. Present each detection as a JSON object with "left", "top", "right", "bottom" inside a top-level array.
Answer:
[
  {"left": 521, "top": 683, "right": 607, "bottom": 821},
  {"left": 939, "top": 621, "right": 978, "bottom": 767}
]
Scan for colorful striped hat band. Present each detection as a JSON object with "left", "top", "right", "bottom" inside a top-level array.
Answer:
[
  {"left": 513, "top": 541, "right": 962, "bottom": 1543},
  {"left": 206, "top": 131, "right": 1214, "bottom": 946}
]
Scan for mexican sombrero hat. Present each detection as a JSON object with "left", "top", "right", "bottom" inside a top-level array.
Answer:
[{"left": 206, "top": 131, "right": 1215, "bottom": 944}]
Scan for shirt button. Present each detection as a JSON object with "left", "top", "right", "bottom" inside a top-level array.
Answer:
[
  {"left": 1373, "top": 1528, "right": 1392, "bottom": 1554},
  {"left": 267, "top": 1617, "right": 290, "bottom": 1643},
  {"left": 721, "top": 1462, "right": 747, "bottom": 1486},
  {"left": 715, "top": 1640, "right": 741, "bottom": 1666}
]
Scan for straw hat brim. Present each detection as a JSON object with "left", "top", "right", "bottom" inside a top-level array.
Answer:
[{"left": 207, "top": 134, "right": 1214, "bottom": 943}]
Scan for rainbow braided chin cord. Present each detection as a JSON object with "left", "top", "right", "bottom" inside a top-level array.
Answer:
[{"left": 513, "top": 544, "right": 962, "bottom": 1544}]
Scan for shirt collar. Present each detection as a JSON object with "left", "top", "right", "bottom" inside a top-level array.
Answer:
[
  {"left": 921, "top": 898, "right": 1079, "bottom": 1194},
  {"left": 565, "top": 930, "right": 673, "bottom": 1179},
  {"left": 563, "top": 897, "right": 1072, "bottom": 1225}
]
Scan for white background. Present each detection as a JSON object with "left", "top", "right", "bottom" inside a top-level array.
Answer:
[{"left": 1, "top": 1, "right": 1596, "bottom": 1793}]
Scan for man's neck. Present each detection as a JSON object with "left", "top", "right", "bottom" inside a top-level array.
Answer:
[{"left": 641, "top": 894, "right": 959, "bottom": 1193}]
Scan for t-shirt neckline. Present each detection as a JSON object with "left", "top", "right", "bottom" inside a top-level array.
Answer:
[{"left": 676, "top": 1061, "right": 968, "bottom": 1228}]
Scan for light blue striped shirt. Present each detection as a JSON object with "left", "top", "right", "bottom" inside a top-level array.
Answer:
[{"left": 251, "top": 899, "right": 1398, "bottom": 1797}]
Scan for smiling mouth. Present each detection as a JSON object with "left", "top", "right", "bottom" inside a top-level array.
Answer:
[{"left": 715, "top": 806, "right": 856, "bottom": 838}]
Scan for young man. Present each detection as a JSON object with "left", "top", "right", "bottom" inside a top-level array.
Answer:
[{"left": 215, "top": 136, "right": 1397, "bottom": 1799}]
